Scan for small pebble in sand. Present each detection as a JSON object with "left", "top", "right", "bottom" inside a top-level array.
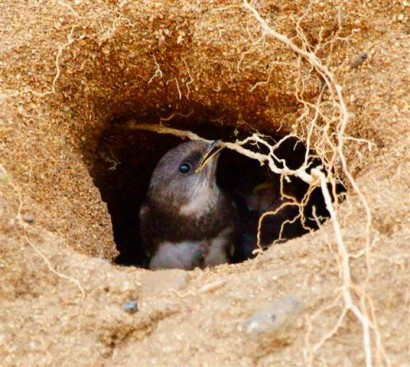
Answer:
[
  {"left": 23, "top": 215, "right": 35, "bottom": 224},
  {"left": 240, "top": 295, "right": 303, "bottom": 338},
  {"left": 350, "top": 52, "right": 368, "bottom": 69},
  {"left": 122, "top": 300, "right": 139, "bottom": 314}
]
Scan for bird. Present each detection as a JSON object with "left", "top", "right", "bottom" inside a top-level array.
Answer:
[
  {"left": 139, "top": 139, "right": 237, "bottom": 270},
  {"left": 228, "top": 162, "right": 302, "bottom": 262}
]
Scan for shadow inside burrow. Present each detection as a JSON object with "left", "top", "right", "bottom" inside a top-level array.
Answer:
[{"left": 85, "top": 107, "right": 346, "bottom": 267}]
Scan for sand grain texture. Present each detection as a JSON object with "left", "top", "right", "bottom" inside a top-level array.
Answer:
[{"left": 1, "top": 1, "right": 409, "bottom": 366}]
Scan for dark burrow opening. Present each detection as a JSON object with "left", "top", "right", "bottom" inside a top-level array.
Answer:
[{"left": 87, "top": 113, "right": 346, "bottom": 268}]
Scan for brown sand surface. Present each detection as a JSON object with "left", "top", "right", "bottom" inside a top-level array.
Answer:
[{"left": 1, "top": 1, "right": 409, "bottom": 366}]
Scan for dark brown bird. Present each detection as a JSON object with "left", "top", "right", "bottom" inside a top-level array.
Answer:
[{"left": 139, "top": 140, "right": 237, "bottom": 270}]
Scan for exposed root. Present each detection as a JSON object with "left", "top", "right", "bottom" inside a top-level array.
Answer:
[
  {"left": 25, "top": 235, "right": 86, "bottom": 298},
  {"left": 241, "top": 1, "right": 385, "bottom": 366},
  {"left": 126, "top": 2, "right": 386, "bottom": 365},
  {"left": 1, "top": 163, "right": 86, "bottom": 298},
  {"left": 148, "top": 55, "right": 164, "bottom": 84},
  {"left": 127, "top": 121, "right": 210, "bottom": 143},
  {"left": 0, "top": 25, "right": 82, "bottom": 100}
]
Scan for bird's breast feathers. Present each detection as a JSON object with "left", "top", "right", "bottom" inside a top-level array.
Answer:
[
  {"left": 179, "top": 187, "right": 218, "bottom": 217},
  {"left": 149, "top": 226, "right": 234, "bottom": 270}
]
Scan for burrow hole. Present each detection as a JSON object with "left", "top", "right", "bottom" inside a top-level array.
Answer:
[{"left": 87, "top": 111, "right": 346, "bottom": 268}]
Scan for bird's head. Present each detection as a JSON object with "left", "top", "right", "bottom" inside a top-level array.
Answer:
[{"left": 147, "top": 140, "right": 225, "bottom": 215}]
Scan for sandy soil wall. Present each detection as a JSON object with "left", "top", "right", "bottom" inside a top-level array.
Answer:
[{"left": 1, "top": 1, "right": 409, "bottom": 366}]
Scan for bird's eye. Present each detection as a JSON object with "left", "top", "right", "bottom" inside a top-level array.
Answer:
[{"left": 179, "top": 162, "right": 192, "bottom": 174}]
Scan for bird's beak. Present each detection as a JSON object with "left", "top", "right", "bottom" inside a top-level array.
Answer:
[{"left": 196, "top": 140, "right": 225, "bottom": 172}]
